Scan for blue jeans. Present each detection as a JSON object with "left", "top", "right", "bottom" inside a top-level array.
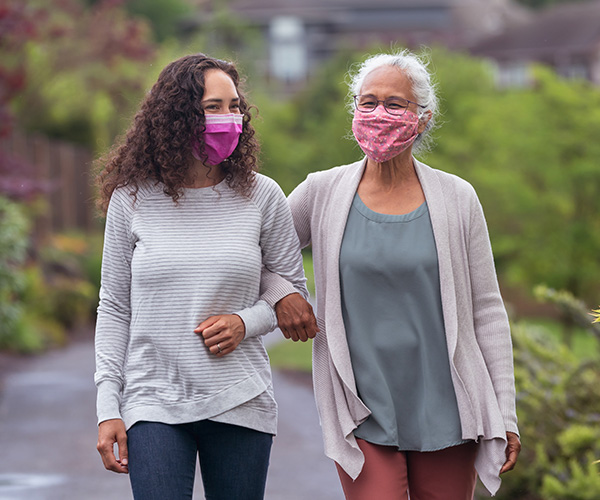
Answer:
[{"left": 127, "top": 420, "right": 273, "bottom": 500}]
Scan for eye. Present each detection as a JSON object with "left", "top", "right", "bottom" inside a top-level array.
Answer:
[
  {"left": 386, "top": 99, "right": 408, "bottom": 109},
  {"left": 204, "top": 104, "right": 219, "bottom": 111},
  {"left": 358, "top": 98, "right": 376, "bottom": 107}
]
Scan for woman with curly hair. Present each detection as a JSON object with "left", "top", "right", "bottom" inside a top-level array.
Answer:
[{"left": 94, "top": 53, "right": 312, "bottom": 500}]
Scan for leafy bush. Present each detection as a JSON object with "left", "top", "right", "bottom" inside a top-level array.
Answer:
[
  {"left": 13, "top": 266, "right": 66, "bottom": 351},
  {"left": 0, "top": 197, "right": 70, "bottom": 351},
  {"left": 37, "top": 231, "right": 103, "bottom": 327},
  {"left": 0, "top": 196, "right": 30, "bottom": 350},
  {"left": 496, "top": 323, "right": 600, "bottom": 499},
  {"left": 20, "top": 265, "right": 95, "bottom": 336},
  {"left": 0, "top": 199, "right": 102, "bottom": 352}
]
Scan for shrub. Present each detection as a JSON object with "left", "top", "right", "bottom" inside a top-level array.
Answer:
[
  {"left": 496, "top": 323, "right": 600, "bottom": 499},
  {"left": 0, "top": 199, "right": 102, "bottom": 352},
  {"left": 40, "top": 231, "right": 103, "bottom": 322},
  {"left": 0, "top": 196, "right": 30, "bottom": 350}
]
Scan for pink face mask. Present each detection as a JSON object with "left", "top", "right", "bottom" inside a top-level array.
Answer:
[
  {"left": 192, "top": 113, "right": 244, "bottom": 165},
  {"left": 351, "top": 106, "right": 420, "bottom": 163}
]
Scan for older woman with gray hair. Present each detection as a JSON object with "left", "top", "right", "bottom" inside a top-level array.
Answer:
[{"left": 266, "top": 49, "right": 521, "bottom": 499}]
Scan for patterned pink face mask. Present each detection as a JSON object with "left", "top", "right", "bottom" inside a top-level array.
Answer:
[
  {"left": 351, "top": 106, "right": 420, "bottom": 163},
  {"left": 192, "top": 113, "right": 243, "bottom": 166}
]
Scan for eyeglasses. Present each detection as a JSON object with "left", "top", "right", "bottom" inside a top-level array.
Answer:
[{"left": 353, "top": 94, "right": 425, "bottom": 116}]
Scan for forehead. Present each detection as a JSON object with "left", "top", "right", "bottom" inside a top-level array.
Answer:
[
  {"left": 203, "top": 69, "right": 238, "bottom": 98},
  {"left": 360, "top": 66, "right": 415, "bottom": 100}
]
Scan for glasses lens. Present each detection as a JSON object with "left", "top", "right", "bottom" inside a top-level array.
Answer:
[
  {"left": 355, "top": 96, "right": 376, "bottom": 112},
  {"left": 384, "top": 98, "right": 409, "bottom": 115}
]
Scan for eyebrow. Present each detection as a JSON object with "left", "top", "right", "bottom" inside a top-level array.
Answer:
[
  {"left": 360, "top": 94, "right": 407, "bottom": 100},
  {"left": 359, "top": 93, "right": 423, "bottom": 108},
  {"left": 201, "top": 97, "right": 240, "bottom": 103}
]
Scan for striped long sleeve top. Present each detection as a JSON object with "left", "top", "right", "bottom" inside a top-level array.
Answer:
[{"left": 94, "top": 174, "right": 307, "bottom": 435}]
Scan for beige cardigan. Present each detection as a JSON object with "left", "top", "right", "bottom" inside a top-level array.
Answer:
[{"left": 262, "top": 158, "right": 518, "bottom": 496}]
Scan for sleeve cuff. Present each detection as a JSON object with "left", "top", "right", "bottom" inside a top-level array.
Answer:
[
  {"left": 505, "top": 420, "right": 519, "bottom": 437},
  {"left": 96, "top": 379, "right": 123, "bottom": 425},
  {"left": 235, "top": 300, "right": 277, "bottom": 339}
]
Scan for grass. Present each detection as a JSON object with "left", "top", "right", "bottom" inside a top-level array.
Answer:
[{"left": 267, "top": 338, "right": 313, "bottom": 372}]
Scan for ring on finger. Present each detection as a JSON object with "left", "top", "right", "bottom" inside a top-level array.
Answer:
[{"left": 217, "top": 343, "right": 222, "bottom": 353}]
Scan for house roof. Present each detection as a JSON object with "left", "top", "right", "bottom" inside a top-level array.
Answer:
[
  {"left": 223, "top": 0, "right": 529, "bottom": 46},
  {"left": 228, "top": 0, "right": 457, "bottom": 26},
  {"left": 471, "top": 0, "right": 600, "bottom": 61},
  {"left": 229, "top": 0, "right": 455, "bottom": 15},
  {"left": 184, "top": 0, "right": 530, "bottom": 55}
]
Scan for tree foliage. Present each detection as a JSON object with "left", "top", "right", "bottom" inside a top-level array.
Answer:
[
  {"left": 124, "top": 0, "right": 193, "bottom": 42},
  {"left": 6, "top": 0, "right": 155, "bottom": 149},
  {"left": 81, "top": 0, "right": 194, "bottom": 42},
  {"left": 0, "top": 1, "right": 50, "bottom": 199},
  {"left": 0, "top": 0, "right": 33, "bottom": 137},
  {"left": 425, "top": 49, "right": 600, "bottom": 303}
]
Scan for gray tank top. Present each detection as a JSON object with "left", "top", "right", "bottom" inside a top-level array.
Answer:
[{"left": 340, "top": 193, "right": 465, "bottom": 451}]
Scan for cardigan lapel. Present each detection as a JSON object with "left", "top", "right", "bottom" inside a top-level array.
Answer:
[
  {"left": 325, "top": 159, "right": 366, "bottom": 262},
  {"left": 323, "top": 159, "right": 366, "bottom": 384},
  {"left": 414, "top": 159, "right": 459, "bottom": 357}
]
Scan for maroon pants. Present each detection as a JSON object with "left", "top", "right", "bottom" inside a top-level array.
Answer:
[{"left": 336, "top": 439, "right": 478, "bottom": 500}]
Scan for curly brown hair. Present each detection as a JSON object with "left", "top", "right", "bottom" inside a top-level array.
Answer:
[{"left": 95, "top": 54, "right": 260, "bottom": 215}]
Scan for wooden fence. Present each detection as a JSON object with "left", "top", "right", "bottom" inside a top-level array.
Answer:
[{"left": 1, "top": 130, "right": 99, "bottom": 235}]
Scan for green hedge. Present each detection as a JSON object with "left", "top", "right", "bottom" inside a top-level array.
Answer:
[
  {"left": 496, "top": 323, "right": 600, "bottom": 499},
  {"left": 0, "top": 196, "right": 31, "bottom": 350},
  {"left": 0, "top": 196, "right": 102, "bottom": 352}
]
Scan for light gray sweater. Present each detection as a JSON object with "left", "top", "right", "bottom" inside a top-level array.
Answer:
[
  {"left": 95, "top": 174, "right": 307, "bottom": 435},
  {"left": 262, "top": 158, "right": 519, "bottom": 496}
]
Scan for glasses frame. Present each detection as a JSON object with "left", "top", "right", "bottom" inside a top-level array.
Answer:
[{"left": 353, "top": 94, "right": 426, "bottom": 116}]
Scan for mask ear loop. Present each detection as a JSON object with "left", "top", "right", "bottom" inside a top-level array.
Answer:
[
  {"left": 416, "top": 109, "right": 428, "bottom": 137},
  {"left": 417, "top": 108, "right": 431, "bottom": 126}
]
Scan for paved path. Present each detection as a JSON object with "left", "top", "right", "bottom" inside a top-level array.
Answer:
[{"left": 0, "top": 332, "right": 345, "bottom": 500}]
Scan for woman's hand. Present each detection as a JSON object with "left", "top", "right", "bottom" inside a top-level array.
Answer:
[
  {"left": 274, "top": 293, "right": 319, "bottom": 342},
  {"left": 500, "top": 431, "right": 521, "bottom": 474},
  {"left": 97, "top": 418, "right": 129, "bottom": 474},
  {"left": 195, "top": 314, "right": 246, "bottom": 357}
]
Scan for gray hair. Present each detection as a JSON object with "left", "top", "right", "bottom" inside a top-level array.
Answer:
[{"left": 347, "top": 49, "right": 439, "bottom": 154}]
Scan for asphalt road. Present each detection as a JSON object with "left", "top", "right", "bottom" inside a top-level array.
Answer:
[{"left": 0, "top": 331, "right": 345, "bottom": 500}]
